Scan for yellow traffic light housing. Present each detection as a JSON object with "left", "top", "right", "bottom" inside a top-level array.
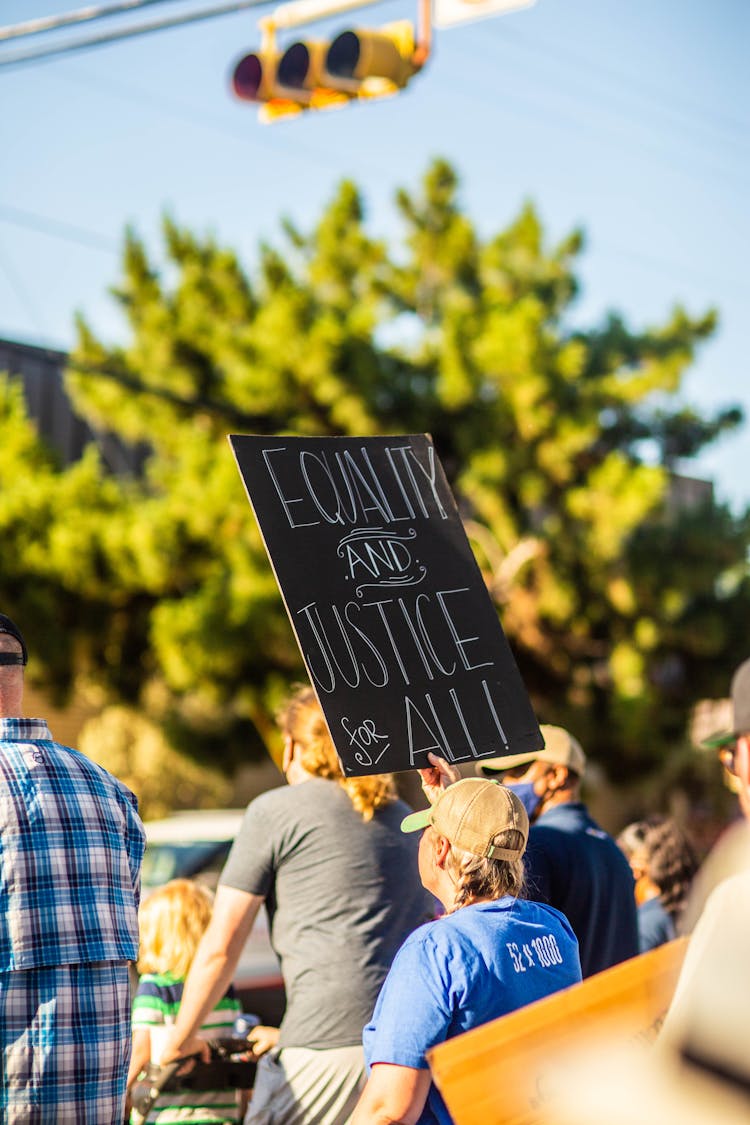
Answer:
[
  {"left": 231, "top": 25, "right": 308, "bottom": 120},
  {"left": 232, "top": 48, "right": 301, "bottom": 120},
  {"left": 273, "top": 39, "right": 351, "bottom": 113},
  {"left": 230, "top": 0, "right": 430, "bottom": 123},
  {"left": 325, "top": 22, "right": 417, "bottom": 96}
]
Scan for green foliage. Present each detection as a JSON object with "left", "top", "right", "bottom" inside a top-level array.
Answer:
[
  {"left": 78, "top": 705, "right": 232, "bottom": 820},
  {"left": 2, "top": 158, "right": 748, "bottom": 784}
]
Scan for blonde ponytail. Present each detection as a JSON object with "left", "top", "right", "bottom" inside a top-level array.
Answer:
[
  {"left": 278, "top": 686, "right": 396, "bottom": 820},
  {"left": 447, "top": 837, "right": 526, "bottom": 912}
]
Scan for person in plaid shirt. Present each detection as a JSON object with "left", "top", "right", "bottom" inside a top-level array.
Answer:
[{"left": 0, "top": 612, "right": 146, "bottom": 1123}]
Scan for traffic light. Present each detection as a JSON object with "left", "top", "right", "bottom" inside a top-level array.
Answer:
[
  {"left": 325, "top": 23, "right": 417, "bottom": 96},
  {"left": 232, "top": 45, "right": 304, "bottom": 121},
  {"left": 231, "top": 20, "right": 423, "bottom": 122}
]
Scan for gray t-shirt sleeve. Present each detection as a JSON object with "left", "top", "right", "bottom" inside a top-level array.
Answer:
[{"left": 219, "top": 794, "right": 277, "bottom": 898}]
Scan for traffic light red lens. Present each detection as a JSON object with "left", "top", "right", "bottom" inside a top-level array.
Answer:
[
  {"left": 278, "top": 43, "right": 311, "bottom": 88},
  {"left": 232, "top": 54, "right": 264, "bottom": 100},
  {"left": 326, "top": 31, "right": 360, "bottom": 77}
]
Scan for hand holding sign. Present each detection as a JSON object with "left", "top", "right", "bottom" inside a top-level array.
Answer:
[{"left": 419, "top": 752, "right": 462, "bottom": 805}]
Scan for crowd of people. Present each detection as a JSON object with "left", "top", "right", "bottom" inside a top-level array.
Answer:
[{"left": 1, "top": 608, "right": 748, "bottom": 1125}]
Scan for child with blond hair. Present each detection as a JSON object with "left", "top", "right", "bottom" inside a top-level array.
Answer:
[{"left": 127, "top": 878, "right": 246, "bottom": 1123}]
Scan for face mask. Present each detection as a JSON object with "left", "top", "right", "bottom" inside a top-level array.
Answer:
[{"left": 504, "top": 780, "right": 543, "bottom": 821}]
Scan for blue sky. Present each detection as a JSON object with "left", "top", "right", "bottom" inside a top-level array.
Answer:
[{"left": 1, "top": 0, "right": 747, "bottom": 508}]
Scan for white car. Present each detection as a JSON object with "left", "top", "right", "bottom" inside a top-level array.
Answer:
[{"left": 142, "top": 809, "right": 285, "bottom": 1024}]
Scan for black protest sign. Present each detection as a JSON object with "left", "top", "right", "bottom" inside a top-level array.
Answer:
[{"left": 230, "top": 434, "right": 542, "bottom": 777}]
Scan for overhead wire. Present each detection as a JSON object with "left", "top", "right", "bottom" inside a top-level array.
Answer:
[
  {"left": 486, "top": 21, "right": 748, "bottom": 145},
  {"left": 0, "top": 203, "right": 120, "bottom": 253},
  {"left": 0, "top": 185, "right": 743, "bottom": 315},
  {"left": 442, "top": 35, "right": 748, "bottom": 192},
  {"left": 50, "top": 64, "right": 387, "bottom": 176},
  {"left": 0, "top": 238, "right": 49, "bottom": 340},
  {"left": 19, "top": 13, "right": 745, "bottom": 203},
  {"left": 0, "top": 4, "right": 745, "bottom": 331},
  {"left": 484, "top": 32, "right": 747, "bottom": 153},
  {"left": 0, "top": 0, "right": 190, "bottom": 43},
  {"left": 0, "top": 0, "right": 273, "bottom": 69},
  {"left": 1, "top": 0, "right": 743, "bottom": 178}
]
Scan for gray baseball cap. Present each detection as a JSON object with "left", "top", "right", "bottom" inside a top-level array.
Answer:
[{"left": 701, "top": 658, "right": 750, "bottom": 750}]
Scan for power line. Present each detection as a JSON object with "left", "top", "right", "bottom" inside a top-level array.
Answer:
[
  {"left": 0, "top": 38, "right": 746, "bottom": 300},
  {"left": 52, "top": 64, "right": 387, "bottom": 176},
  {"left": 16, "top": 18, "right": 745, "bottom": 202},
  {"left": 0, "top": 238, "right": 48, "bottom": 340},
  {"left": 0, "top": 188, "right": 744, "bottom": 305},
  {"left": 486, "top": 21, "right": 748, "bottom": 145},
  {"left": 444, "top": 41, "right": 749, "bottom": 193},
  {"left": 0, "top": 0, "right": 272, "bottom": 69},
  {"left": 0, "top": 204, "right": 119, "bottom": 253},
  {"left": 0, "top": 72, "right": 743, "bottom": 297},
  {"left": 0, "top": 21, "right": 744, "bottom": 315},
  {"left": 451, "top": 21, "right": 748, "bottom": 167},
  {"left": 588, "top": 238, "right": 747, "bottom": 300},
  {"left": 0, "top": 0, "right": 188, "bottom": 43}
]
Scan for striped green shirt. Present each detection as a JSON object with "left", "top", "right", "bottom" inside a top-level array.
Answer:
[{"left": 131, "top": 971, "right": 244, "bottom": 1124}]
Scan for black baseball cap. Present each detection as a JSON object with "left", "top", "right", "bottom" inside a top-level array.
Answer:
[
  {"left": 701, "top": 658, "right": 750, "bottom": 750},
  {"left": 0, "top": 614, "right": 28, "bottom": 666}
]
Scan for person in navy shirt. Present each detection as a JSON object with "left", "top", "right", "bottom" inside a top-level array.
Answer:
[
  {"left": 480, "top": 725, "right": 639, "bottom": 977},
  {"left": 350, "top": 777, "right": 581, "bottom": 1125}
]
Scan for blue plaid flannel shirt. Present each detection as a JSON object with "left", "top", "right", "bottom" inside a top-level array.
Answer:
[{"left": 0, "top": 718, "right": 145, "bottom": 971}]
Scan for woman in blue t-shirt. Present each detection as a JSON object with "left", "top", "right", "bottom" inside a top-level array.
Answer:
[{"left": 350, "top": 771, "right": 582, "bottom": 1125}]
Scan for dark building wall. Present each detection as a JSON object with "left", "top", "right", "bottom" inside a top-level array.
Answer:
[
  {"left": 0, "top": 337, "right": 145, "bottom": 474},
  {"left": 0, "top": 337, "right": 90, "bottom": 465}
]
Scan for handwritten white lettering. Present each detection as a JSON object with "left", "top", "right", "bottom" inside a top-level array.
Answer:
[{"left": 261, "top": 443, "right": 450, "bottom": 530}]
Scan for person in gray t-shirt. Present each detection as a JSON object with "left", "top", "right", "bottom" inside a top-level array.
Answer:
[{"left": 159, "top": 686, "right": 434, "bottom": 1125}]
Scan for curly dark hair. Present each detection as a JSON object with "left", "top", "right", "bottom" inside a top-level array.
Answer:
[{"left": 642, "top": 818, "right": 699, "bottom": 919}]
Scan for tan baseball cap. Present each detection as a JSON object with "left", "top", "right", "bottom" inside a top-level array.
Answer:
[
  {"left": 478, "top": 724, "right": 586, "bottom": 776},
  {"left": 400, "top": 778, "right": 529, "bottom": 861}
]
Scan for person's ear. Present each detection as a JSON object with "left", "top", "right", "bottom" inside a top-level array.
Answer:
[
  {"left": 545, "top": 764, "right": 568, "bottom": 793},
  {"left": 735, "top": 735, "right": 750, "bottom": 819},
  {"left": 282, "top": 735, "right": 295, "bottom": 773},
  {"left": 629, "top": 848, "right": 648, "bottom": 884},
  {"left": 433, "top": 834, "right": 452, "bottom": 869}
]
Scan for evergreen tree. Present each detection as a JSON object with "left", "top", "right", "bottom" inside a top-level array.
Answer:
[{"left": 1, "top": 159, "right": 747, "bottom": 780}]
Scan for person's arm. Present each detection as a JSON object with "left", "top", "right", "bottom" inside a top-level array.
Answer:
[
  {"left": 127, "top": 1026, "right": 152, "bottom": 1089},
  {"left": 124, "top": 1024, "right": 152, "bottom": 1122},
  {"left": 349, "top": 1063, "right": 432, "bottom": 1125},
  {"left": 354, "top": 930, "right": 449, "bottom": 1125},
  {"left": 158, "top": 885, "right": 264, "bottom": 1065}
]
